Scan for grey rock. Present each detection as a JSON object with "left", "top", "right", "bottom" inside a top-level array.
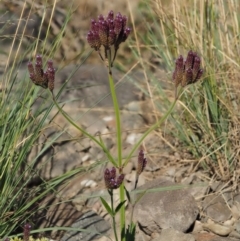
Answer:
[
  {"left": 157, "top": 228, "right": 195, "bottom": 241},
  {"left": 235, "top": 220, "right": 240, "bottom": 233},
  {"left": 61, "top": 210, "right": 111, "bottom": 241},
  {"left": 203, "top": 195, "right": 232, "bottom": 222},
  {"left": 55, "top": 64, "right": 144, "bottom": 109},
  {"left": 37, "top": 195, "right": 83, "bottom": 239},
  {"left": 133, "top": 178, "right": 199, "bottom": 236},
  {"left": 229, "top": 230, "right": 240, "bottom": 239}
]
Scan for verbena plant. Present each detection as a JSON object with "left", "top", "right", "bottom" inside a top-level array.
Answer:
[{"left": 25, "top": 10, "right": 204, "bottom": 241}]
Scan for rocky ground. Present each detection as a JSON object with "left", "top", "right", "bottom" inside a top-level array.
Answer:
[{"left": 19, "top": 64, "right": 240, "bottom": 241}]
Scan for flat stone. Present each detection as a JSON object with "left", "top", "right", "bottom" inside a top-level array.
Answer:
[
  {"left": 203, "top": 195, "right": 231, "bottom": 222},
  {"left": 36, "top": 194, "right": 83, "bottom": 239},
  {"left": 60, "top": 210, "right": 111, "bottom": 241},
  {"left": 133, "top": 178, "right": 199, "bottom": 236}
]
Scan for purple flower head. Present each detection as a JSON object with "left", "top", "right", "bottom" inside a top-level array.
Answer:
[
  {"left": 104, "top": 167, "right": 124, "bottom": 189},
  {"left": 87, "top": 10, "right": 131, "bottom": 66},
  {"left": 173, "top": 50, "right": 203, "bottom": 88},
  {"left": 27, "top": 55, "right": 55, "bottom": 92}
]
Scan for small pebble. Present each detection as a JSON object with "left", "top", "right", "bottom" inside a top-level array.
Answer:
[
  {"left": 80, "top": 179, "right": 97, "bottom": 188},
  {"left": 82, "top": 154, "right": 90, "bottom": 162}
]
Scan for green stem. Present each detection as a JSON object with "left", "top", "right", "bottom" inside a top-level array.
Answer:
[
  {"left": 110, "top": 190, "right": 119, "bottom": 241},
  {"left": 107, "top": 51, "right": 125, "bottom": 240},
  {"left": 124, "top": 98, "right": 178, "bottom": 167},
  {"left": 107, "top": 64, "right": 122, "bottom": 167}
]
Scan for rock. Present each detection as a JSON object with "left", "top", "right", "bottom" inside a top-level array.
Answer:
[
  {"left": 202, "top": 221, "right": 233, "bottom": 236},
  {"left": 231, "top": 204, "right": 240, "bottom": 220},
  {"left": 133, "top": 178, "right": 199, "bottom": 236},
  {"left": 192, "top": 220, "right": 203, "bottom": 233},
  {"left": 194, "top": 232, "right": 238, "bottom": 241},
  {"left": 203, "top": 195, "right": 231, "bottom": 222},
  {"left": 182, "top": 173, "right": 208, "bottom": 200},
  {"left": 56, "top": 64, "right": 144, "bottom": 109},
  {"left": 156, "top": 228, "right": 195, "bottom": 241},
  {"left": 229, "top": 230, "right": 240, "bottom": 239},
  {"left": 235, "top": 220, "right": 240, "bottom": 233},
  {"left": 36, "top": 194, "right": 83, "bottom": 239},
  {"left": 60, "top": 210, "right": 111, "bottom": 241},
  {"left": 224, "top": 219, "right": 236, "bottom": 227}
]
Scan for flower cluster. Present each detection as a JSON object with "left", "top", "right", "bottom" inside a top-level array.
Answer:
[
  {"left": 137, "top": 149, "right": 147, "bottom": 176},
  {"left": 104, "top": 167, "right": 124, "bottom": 189},
  {"left": 173, "top": 50, "right": 203, "bottom": 88},
  {"left": 27, "top": 55, "right": 55, "bottom": 92},
  {"left": 87, "top": 11, "right": 131, "bottom": 65}
]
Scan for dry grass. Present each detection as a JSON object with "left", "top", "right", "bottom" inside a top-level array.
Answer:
[{"left": 139, "top": 0, "right": 240, "bottom": 181}]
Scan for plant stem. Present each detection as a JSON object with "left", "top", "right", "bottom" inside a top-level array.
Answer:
[
  {"left": 110, "top": 190, "right": 119, "bottom": 241},
  {"left": 107, "top": 70, "right": 122, "bottom": 167},
  {"left": 107, "top": 51, "right": 125, "bottom": 240}
]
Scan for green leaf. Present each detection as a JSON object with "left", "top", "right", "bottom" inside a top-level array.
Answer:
[
  {"left": 126, "top": 222, "right": 136, "bottom": 241},
  {"left": 115, "top": 200, "right": 126, "bottom": 214},
  {"left": 100, "top": 197, "right": 114, "bottom": 216},
  {"left": 124, "top": 186, "right": 131, "bottom": 203}
]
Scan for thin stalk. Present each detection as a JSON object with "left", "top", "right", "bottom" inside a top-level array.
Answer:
[
  {"left": 107, "top": 53, "right": 122, "bottom": 167},
  {"left": 107, "top": 70, "right": 123, "bottom": 166},
  {"left": 110, "top": 190, "right": 119, "bottom": 241},
  {"left": 107, "top": 51, "right": 125, "bottom": 240}
]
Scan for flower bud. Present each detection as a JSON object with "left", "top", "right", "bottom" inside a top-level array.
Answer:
[{"left": 137, "top": 149, "right": 147, "bottom": 176}]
